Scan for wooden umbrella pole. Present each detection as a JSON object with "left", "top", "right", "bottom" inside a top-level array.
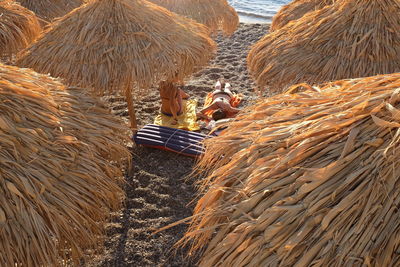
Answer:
[{"left": 124, "top": 81, "right": 137, "bottom": 131}]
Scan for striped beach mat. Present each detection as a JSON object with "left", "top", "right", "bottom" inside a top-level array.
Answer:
[{"left": 133, "top": 124, "right": 212, "bottom": 157}]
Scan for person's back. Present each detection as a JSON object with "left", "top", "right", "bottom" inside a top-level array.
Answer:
[
  {"left": 160, "top": 81, "right": 180, "bottom": 119},
  {"left": 159, "top": 81, "right": 189, "bottom": 124}
]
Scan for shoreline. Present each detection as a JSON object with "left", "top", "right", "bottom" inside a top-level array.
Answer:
[{"left": 237, "top": 12, "right": 272, "bottom": 24}]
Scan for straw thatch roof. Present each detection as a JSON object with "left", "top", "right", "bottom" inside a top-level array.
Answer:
[
  {"left": 149, "top": 0, "right": 239, "bottom": 35},
  {"left": 17, "top": 0, "right": 216, "bottom": 94},
  {"left": 0, "top": 0, "right": 41, "bottom": 59},
  {"left": 179, "top": 73, "right": 400, "bottom": 266},
  {"left": 247, "top": 0, "right": 400, "bottom": 94},
  {"left": 0, "top": 63, "right": 131, "bottom": 266},
  {"left": 270, "top": 0, "right": 335, "bottom": 31},
  {"left": 16, "top": 0, "right": 83, "bottom": 22}
]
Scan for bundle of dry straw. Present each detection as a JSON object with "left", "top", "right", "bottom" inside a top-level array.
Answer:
[
  {"left": 271, "top": 0, "right": 335, "bottom": 31},
  {"left": 181, "top": 73, "right": 400, "bottom": 266},
  {"left": 149, "top": 0, "right": 239, "bottom": 35},
  {"left": 17, "top": 0, "right": 216, "bottom": 128},
  {"left": 0, "top": 63, "right": 131, "bottom": 266},
  {"left": 16, "top": 0, "right": 83, "bottom": 22},
  {"left": 248, "top": 0, "right": 400, "bottom": 94},
  {"left": 0, "top": 0, "right": 41, "bottom": 59},
  {"left": 17, "top": 0, "right": 215, "bottom": 92}
]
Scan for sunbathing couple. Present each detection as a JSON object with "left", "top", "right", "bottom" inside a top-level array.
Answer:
[{"left": 160, "top": 80, "right": 241, "bottom": 123}]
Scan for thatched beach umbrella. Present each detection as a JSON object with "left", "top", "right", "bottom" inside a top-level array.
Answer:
[
  {"left": 180, "top": 74, "right": 400, "bottom": 266},
  {"left": 270, "top": 0, "right": 335, "bottom": 31},
  {"left": 0, "top": 63, "right": 131, "bottom": 266},
  {"left": 17, "top": 0, "right": 216, "bottom": 129},
  {"left": 149, "top": 0, "right": 239, "bottom": 35},
  {"left": 248, "top": 0, "right": 400, "bottom": 94},
  {"left": 16, "top": 0, "right": 83, "bottom": 23},
  {"left": 0, "top": 0, "right": 41, "bottom": 59},
  {"left": 179, "top": 73, "right": 400, "bottom": 266}
]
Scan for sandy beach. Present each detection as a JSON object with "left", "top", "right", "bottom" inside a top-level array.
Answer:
[
  {"left": 5, "top": 0, "right": 398, "bottom": 265},
  {"left": 85, "top": 22, "right": 269, "bottom": 267}
]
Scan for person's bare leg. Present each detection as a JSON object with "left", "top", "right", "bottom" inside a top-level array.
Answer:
[
  {"left": 177, "top": 91, "right": 183, "bottom": 115},
  {"left": 199, "top": 102, "right": 218, "bottom": 114},
  {"left": 226, "top": 105, "right": 241, "bottom": 113},
  {"left": 224, "top": 83, "right": 232, "bottom": 92},
  {"left": 217, "top": 100, "right": 241, "bottom": 114},
  {"left": 196, "top": 112, "right": 211, "bottom": 120},
  {"left": 169, "top": 94, "right": 179, "bottom": 125}
]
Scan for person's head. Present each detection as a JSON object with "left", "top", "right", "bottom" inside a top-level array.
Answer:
[{"left": 212, "top": 109, "right": 227, "bottom": 121}]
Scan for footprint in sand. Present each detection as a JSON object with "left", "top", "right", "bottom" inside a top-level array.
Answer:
[
  {"left": 107, "top": 96, "right": 125, "bottom": 103},
  {"left": 142, "top": 106, "right": 158, "bottom": 113},
  {"left": 112, "top": 104, "right": 127, "bottom": 111},
  {"left": 207, "top": 73, "right": 222, "bottom": 80},
  {"left": 207, "top": 67, "right": 224, "bottom": 73}
]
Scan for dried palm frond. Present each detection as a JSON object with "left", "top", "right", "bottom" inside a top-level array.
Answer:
[
  {"left": 0, "top": 63, "right": 131, "bottom": 266},
  {"left": 149, "top": 0, "right": 239, "bottom": 35},
  {"left": 271, "top": 0, "right": 336, "bottom": 31},
  {"left": 16, "top": 0, "right": 83, "bottom": 22},
  {"left": 248, "top": 0, "right": 400, "bottom": 94},
  {"left": 17, "top": 0, "right": 216, "bottom": 128},
  {"left": 0, "top": 0, "right": 41, "bottom": 59},
  {"left": 182, "top": 73, "right": 400, "bottom": 266}
]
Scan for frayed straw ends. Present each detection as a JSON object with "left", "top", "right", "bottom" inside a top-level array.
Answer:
[
  {"left": 182, "top": 73, "right": 400, "bottom": 266},
  {"left": 149, "top": 0, "right": 239, "bottom": 35},
  {"left": 0, "top": 63, "right": 131, "bottom": 266},
  {"left": 16, "top": 0, "right": 216, "bottom": 94},
  {"left": 271, "top": 0, "right": 335, "bottom": 31},
  {"left": 248, "top": 0, "right": 400, "bottom": 94},
  {"left": 0, "top": 1, "right": 41, "bottom": 59}
]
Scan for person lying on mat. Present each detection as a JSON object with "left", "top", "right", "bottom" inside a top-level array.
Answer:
[
  {"left": 197, "top": 80, "right": 241, "bottom": 121},
  {"left": 159, "top": 81, "right": 189, "bottom": 124}
]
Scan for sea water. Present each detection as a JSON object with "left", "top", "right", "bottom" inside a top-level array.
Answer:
[{"left": 227, "top": 0, "right": 291, "bottom": 23}]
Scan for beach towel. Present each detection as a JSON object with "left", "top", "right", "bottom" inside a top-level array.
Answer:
[
  {"left": 154, "top": 99, "right": 200, "bottom": 131},
  {"left": 202, "top": 92, "right": 243, "bottom": 119},
  {"left": 133, "top": 124, "right": 210, "bottom": 157}
]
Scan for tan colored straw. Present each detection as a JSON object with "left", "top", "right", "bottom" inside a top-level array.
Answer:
[
  {"left": 0, "top": 0, "right": 41, "bottom": 59},
  {"left": 16, "top": 0, "right": 83, "bottom": 22},
  {"left": 17, "top": 0, "right": 216, "bottom": 129},
  {"left": 179, "top": 72, "right": 400, "bottom": 266},
  {"left": 248, "top": 0, "right": 400, "bottom": 94},
  {"left": 0, "top": 63, "right": 131, "bottom": 266},
  {"left": 271, "top": 0, "right": 335, "bottom": 31},
  {"left": 149, "top": 0, "right": 239, "bottom": 35}
]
